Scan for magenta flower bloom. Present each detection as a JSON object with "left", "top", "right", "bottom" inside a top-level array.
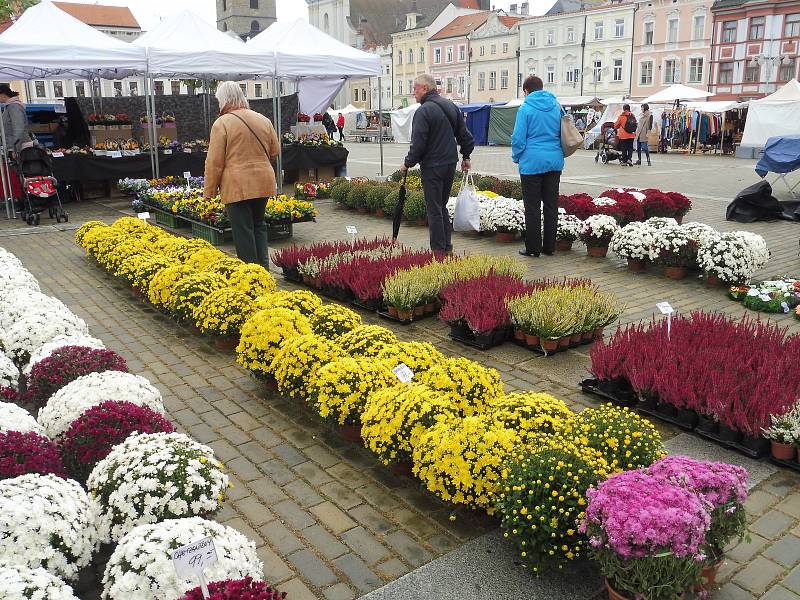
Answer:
[
  {"left": 0, "top": 430, "right": 67, "bottom": 479},
  {"left": 179, "top": 577, "right": 287, "bottom": 600},
  {"left": 647, "top": 455, "right": 748, "bottom": 509}
]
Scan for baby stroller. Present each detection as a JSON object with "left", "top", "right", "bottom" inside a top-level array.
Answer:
[
  {"left": 13, "top": 146, "right": 68, "bottom": 225},
  {"left": 594, "top": 122, "right": 621, "bottom": 164}
]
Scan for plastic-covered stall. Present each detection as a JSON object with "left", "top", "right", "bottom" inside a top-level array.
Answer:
[
  {"left": 460, "top": 102, "right": 502, "bottom": 146},
  {"left": 390, "top": 103, "right": 419, "bottom": 144},
  {"left": 741, "top": 79, "right": 800, "bottom": 150},
  {"left": 487, "top": 98, "right": 524, "bottom": 146}
]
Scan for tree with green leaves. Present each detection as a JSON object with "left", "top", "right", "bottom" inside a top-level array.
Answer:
[{"left": 0, "top": 0, "right": 38, "bottom": 21}]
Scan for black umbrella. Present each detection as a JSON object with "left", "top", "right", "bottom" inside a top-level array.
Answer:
[{"left": 392, "top": 170, "right": 408, "bottom": 240}]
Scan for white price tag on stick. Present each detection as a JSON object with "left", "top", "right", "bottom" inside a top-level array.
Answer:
[
  {"left": 172, "top": 536, "right": 218, "bottom": 599},
  {"left": 656, "top": 302, "right": 674, "bottom": 315},
  {"left": 108, "top": 150, "right": 122, "bottom": 158},
  {"left": 346, "top": 225, "right": 358, "bottom": 235},
  {"left": 163, "top": 149, "right": 172, "bottom": 155},
  {"left": 392, "top": 363, "right": 414, "bottom": 383},
  {"left": 51, "top": 151, "right": 64, "bottom": 158},
  {"left": 137, "top": 212, "right": 150, "bottom": 221},
  {"left": 183, "top": 171, "right": 192, "bottom": 180}
]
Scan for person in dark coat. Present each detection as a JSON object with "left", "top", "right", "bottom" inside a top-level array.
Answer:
[
  {"left": 322, "top": 111, "right": 336, "bottom": 138},
  {"left": 400, "top": 73, "right": 474, "bottom": 255}
]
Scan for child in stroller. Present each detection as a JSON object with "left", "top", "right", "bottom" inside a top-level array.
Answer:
[
  {"left": 13, "top": 146, "right": 68, "bottom": 225},
  {"left": 594, "top": 122, "right": 622, "bottom": 164}
]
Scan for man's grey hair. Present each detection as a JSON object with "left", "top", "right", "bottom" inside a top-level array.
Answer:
[
  {"left": 215, "top": 81, "right": 249, "bottom": 112},
  {"left": 413, "top": 74, "right": 437, "bottom": 91}
]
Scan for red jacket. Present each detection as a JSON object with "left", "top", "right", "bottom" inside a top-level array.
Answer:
[
  {"left": 614, "top": 111, "right": 636, "bottom": 140},
  {"left": 336, "top": 115, "right": 345, "bottom": 128}
]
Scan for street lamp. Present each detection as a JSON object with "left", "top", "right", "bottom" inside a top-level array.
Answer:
[{"left": 749, "top": 54, "right": 792, "bottom": 87}]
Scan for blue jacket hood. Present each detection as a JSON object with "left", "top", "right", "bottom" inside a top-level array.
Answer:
[{"left": 525, "top": 90, "right": 559, "bottom": 112}]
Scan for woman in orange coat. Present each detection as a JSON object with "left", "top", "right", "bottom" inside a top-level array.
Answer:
[
  {"left": 613, "top": 103, "right": 637, "bottom": 167},
  {"left": 204, "top": 81, "right": 280, "bottom": 267}
]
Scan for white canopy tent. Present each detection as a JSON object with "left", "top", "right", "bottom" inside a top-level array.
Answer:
[
  {"left": 327, "top": 104, "right": 365, "bottom": 134},
  {"left": 641, "top": 84, "right": 714, "bottom": 104},
  {"left": 132, "top": 10, "right": 274, "bottom": 79},
  {"left": 557, "top": 96, "right": 600, "bottom": 107},
  {"left": 390, "top": 104, "right": 419, "bottom": 144},
  {"left": 0, "top": 1, "right": 147, "bottom": 80},
  {"left": 684, "top": 100, "right": 747, "bottom": 112},
  {"left": 741, "top": 79, "right": 800, "bottom": 148}
]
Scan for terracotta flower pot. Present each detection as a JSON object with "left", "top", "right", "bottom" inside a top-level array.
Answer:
[
  {"left": 524, "top": 333, "right": 540, "bottom": 347},
  {"left": 696, "top": 561, "right": 724, "bottom": 591},
  {"left": 263, "top": 377, "right": 278, "bottom": 393},
  {"left": 581, "top": 330, "right": 594, "bottom": 342},
  {"left": 214, "top": 335, "right": 240, "bottom": 352},
  {"left": 705, "top": 272, "right": 725, "bottom": 288},
  {"left": 627, "top": 258, "right": 646, "bottom": 272},
  {"left": 390, "top": 460, "right": 414, "bottom": 477},
  {"left": 375, "top": 209, "right": 386, "bottom": 218},
  {"left": 424, "top": 302, "right": 436, "bottom": 315},
  {"left": 513, "top": 329, "right": 525, "bottom": 341},
  {"left": 771, "top": 440, "right": 796, "bottom": 461},
  {"left": 416, "top": 218, "right": 428, "bottom": 227},
  {"left": 593, "top": 327, "right": 605, "bottom": 340},
  {"left": 675, "top": 214, "right": 684, "bottom": 224},
  {"left": 605, "top": 580, "right": 631, "bottom": 600},
  {"left": 587, "top": 245, "right": 609, "bottom": 258},
  {"left": 302, "top": 275, "right": 311, "bottom": 284},
  {"left": 397, "top": 309, "right": 412, "bottom": 321},
  {"left": 496, "top": 231, "right": 518, "bottom": 242},
  {"left": 570, "top": 333, "right": 583, "bottom": 345},
  {"left": 190, "top": 324, "right": 203, "bottom": 335},
  {"left": 413, "top": 305, "right": 425, "bottom": 317},
  {"left": 541, "top": 338, "right": 558, "bottom": 352},
  {"left": 388, "top": 306, "right": 398, "bottom": 317},
  {"left": 555, "top": 239, "right": 573, "bottom": 251},
  {"left": 663, "top": 266, "right": 687, "bottom": 280},
  {"left": 558, "top": 336, "right": 571, "bottom": 348},
  {"left": 357, "top": 207, "right": 369, "bottom": 214},
  {"left": 131, "top": 286, "right": 143, "bottom": 299},
  {"left": 339, "top": 423, "right": 362, "bottom": 443}
]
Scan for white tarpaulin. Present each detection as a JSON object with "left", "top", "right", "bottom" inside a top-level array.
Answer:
[
  {"left": 133, "top": 10, "right": 273, "bottom": 79},
  {"left": 247, "top": 18, "right": 380, "bottom": 79},
  {"left": 557, "top": 96, "right": 600, "bottom": 107},
  {"left": 299, "top": 78, "right": 345, "bottom": 116},
  {"left": 585, "top": 102, "right": 664, "bottom": 149},
  {"left": 391, "top": 103, "right": 419, "bottom": 144},
  {"left": 0, "top": 1, "right": 147, "bottom": 79},
  {"left": 327, "top": 104, "right": 364, "bottom": 133},
  {"left": 641, "top": 84, "right": 714, "bottom": 104},
  {"left": 684, "top": 100, "right": 748, "bottom": 112},
  {"left": 741, "top": 79, "right": 800, "bottom": 148}
]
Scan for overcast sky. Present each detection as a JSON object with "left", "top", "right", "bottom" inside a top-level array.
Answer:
[{"left": 52, "top": 0, "right": 543, "bottom": 31}]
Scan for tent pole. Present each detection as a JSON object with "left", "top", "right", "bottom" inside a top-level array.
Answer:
[
  {"left": 0, "top": 105, "right": 13, "bottom": 219},
  {"left": 89, "top": 77, "right": 96, "bottom": 114},
  {"left": 98, "top": 76, "right": 104, "bottom": 114},
  {"left": 149, "top": 76, "right": 159, "bottom": 178},
  {"left": 378, "top": 75, "right": 384, "bottom": 177},
  {"left": 145, "top": 64, "right": 156, "bottom": 179},
  {"left": 276, "top": 76, "right": 283, "bottom": 193},
  {"left": 720, "top": 110, "right": 726, "bottom": 155}
]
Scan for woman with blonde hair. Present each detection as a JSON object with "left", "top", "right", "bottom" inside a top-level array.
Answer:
[{"left": 204, "top": 81, "right": 280, "bottom": 267}]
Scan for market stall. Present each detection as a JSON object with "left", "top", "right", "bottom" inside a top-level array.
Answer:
[
  {"left": 487, "top": 98, "right": 524, "bottom": 146},
  {"left": 281, "top": 143, "right": 348, "bottom": 183},
  {"left": 740, "top": 79, "right": 800, "bottom": 158},
  {"left": 51, "top": 152, "right": 207, "bottom": 187},
  {"left": 461, "top": 102, "right": 503, "bottom": 146},
  {"left": 390, "top": 103, "right": 419, "bottom": 145}
]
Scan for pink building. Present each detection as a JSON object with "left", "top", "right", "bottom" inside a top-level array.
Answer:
[
  {"left": 630, "top": 0, "right": 715, "bottom": 99},
  {"left": 428, "top": 11, "right": 492, "bottom": 102}
]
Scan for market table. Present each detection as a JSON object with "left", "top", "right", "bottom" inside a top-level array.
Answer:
[
  {"left": 51, "top": 152, "right": 208, "bottom": 183},
  {"left": 281, "top": 144, "right": 348, "bottom": 182}
]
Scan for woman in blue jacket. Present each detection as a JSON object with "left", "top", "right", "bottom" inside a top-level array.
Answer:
[{"left": 511, "top": 75, "right": 565, "bottom": 257}]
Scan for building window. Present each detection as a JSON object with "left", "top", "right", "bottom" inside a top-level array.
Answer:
[
  {"left": 693, "top": 15, "right": 705, "bottom": 40},
  {"left": 615, "top": 19, "right": 624, "bottom": 38},
  {"left": 528, "top": 31, "right": 536, "bottom": 46},
  {"left": 323, "top": 13, "right": 329, "bottom": 33},
  {"left": 34, "top": 81, "right": 45, "bottom": 97},
  {"left": 239, "top": 83, "right": 247, "bottom": 96},
  {"left": 786, "top": 14, "right": 800, "bottom": 37},
  {"left": 546, "top": 65, "right": 555, "bottom": 84},
  {"left": 434, "top": 48, "right": 440, "bottom": 63},
  {"left": 780, "top": 59, "right": 796, "bottom": 81},
  {"left": 362, "top": 89, "right": 367, "bottom": 101},
  {"left": 664, "top": 59, "right": 679, "bottom": 83},
  {"left": 667, "top": 18, "right": 678, "bottom": 43},
  {"left": 408, "top": 49, "right": 413, "bottom": 63},
  {"left": 689, "top": 57, "right": 703, "bottom": 83},
  {"left": 128, "top": 81, "right": 137, "bottom": 96},
  {"left": 254, "top": 83, "right": 262, "bottom": 97},
  {"left": 644, "top": 21, "right": 654, "bottom": 45},
  {"left": 566, "top": 27, "right": 575, "bottom": 42},
  {"left": 459, "top": 76, "right": 465, "bottom": 94},
  {"left": 398, "top": 80, "right": 403, "bottom": 95},
  {"left": 593, "top": 59, "right": 603, "bottom": 82},
  {"left": 719, "top": 62, "right": 734, "bottom": 83},
  {"left": 745, "top": 64, "right": 759, "bottom": 82},
  {"left": 501, "top": 69, "right": 509, "bottom": 88},
  {"left": 594, "top": 21, "right": 603, "bottom": 40},
  {"left": 490, "top": 44, "right": 496, "bottom": 54},
  {"left": 222, "top": 0, "right": 226, "bottom": 10},
  {"left": 502, "top": 42, "right": 508, "bottom": 53},
  {"left": 397, "top": 50, "right": 403, "bottom": 65},
  {"left": 518, "top": 72, "right": 522, "bottom": 87},
  {"left": 640, "top": 61, "right": 653, "bottom": 85},
  {"left": 171, "top": 81, "right": 181, "bottom": 95},
  {"left": 154, "top": 81, "right": 164, "bottom": 95},
  {"left": 353, "top": 89, "right": 359, "bottom": 102},
  {"left": 478, "top": 72, "right": 485, "bottom": 90},
  {"left": 566, "top": 67, "right": 577, "bottom": 83},
  {"left": 749, "top": 16, "right": 765, "bottom": 40},
  {"left": 613, "top": 58, "right": 623, "bottom": 81},
  {"left": 547, "top": 29, "right": 554, "bottom": 44},
  {"left": 76, "top": 81, "right": 86, "bottom": 97},
  {"left": 418, "top": 48, "right": 424, "bottom": 63},
  {"left": 489, "top": 71, "right": 496, "bottom": 89},
  {"left": 446, "top": 46, "right": 452, "bottom": 62},
  {"left": 459, "top": 45, "right": 465, "bottom": 61},
  {"left": 250, "top": 0, "right": 258, "bottom": 8},
  {"left": 408, "top": 80, "right": 413, "bottom": 94},
  {"left": 112, "top": 81, "right": 122, "bottom": 96},
  {"left": 446, "top": 78, "right": 453, "bottom": 93},
  {"left": 722, "top": 20, "right": 737, "bottom": 42},
  {"left": 53, "top": 81, "right": 64, "bottom": 98}
]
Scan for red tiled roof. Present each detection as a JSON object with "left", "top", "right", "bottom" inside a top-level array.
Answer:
[
  {"left": 53, "top": 2, "right": 139, "bottom": 28},
  {"left": 429, "top": 11, "right": 491, "bottom": 40},
  {"left": 499, "top": 15, "right": 523, "bottom": 27},
  {"left": 0, "top": 20, "right": 12, "bottom": 34},
  {"left": 459, "top": 0, "right": 482, "bottom": 7}
]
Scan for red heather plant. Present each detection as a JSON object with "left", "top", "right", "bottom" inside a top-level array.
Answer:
[
  {"left": 179, "top": 578, "right": 287, "bottom": 600},
  {"left": 60, "top": 400, "right": 175, "bottom": 482},
  {"left": 0, "top": 431, "right": 67, "bottom": 480},
  {"left": 589, "top": 324, "right": 645, "bottom": 383},
  {"left": 334, "top": 251, "right": 434, "bottom": 302},
  {"left": 439, "top": 273, "right": 532, "bottom": 334},
  {"left": 272, "top": 238, "right": 396, "bottom": 270},
  {"left": 25, "top": 345, "right": 128, "bottom": 408}
]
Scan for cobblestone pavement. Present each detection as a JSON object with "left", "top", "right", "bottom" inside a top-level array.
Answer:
[{"left": 1, "top": 143, "right": 799, "bottom": 599}]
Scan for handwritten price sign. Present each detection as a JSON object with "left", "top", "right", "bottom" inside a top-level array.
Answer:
[{"left": 172, "top": 536, "right": 218, "bottom": 598}]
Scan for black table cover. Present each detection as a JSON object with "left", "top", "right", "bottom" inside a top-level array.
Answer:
[
  {"left": 281, "top": 145, "right": 348, "bottom": 170},
  {"left": 51, "top": 152, "right": 208, "bottom": 183}
]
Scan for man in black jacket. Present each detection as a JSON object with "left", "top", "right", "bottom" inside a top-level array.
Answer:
[{"left": 401, "top": 74, "right": 474, "bottom": 255}]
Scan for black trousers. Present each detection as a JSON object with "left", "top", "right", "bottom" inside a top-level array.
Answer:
[
  {"left": 521, "top": 171, "right": 560, "bottom": 254},
  {"left": 226, "top": 197, "right": 268, "bottom": 267},
  {"left": 337, "top": 126, "right": 344, "bottom": 141},
  {"left": 420, "top": 163, "right": 457, "bottom": 253},
  {"left": 620, "top": 138, "right": 634, "bottom": 164}
]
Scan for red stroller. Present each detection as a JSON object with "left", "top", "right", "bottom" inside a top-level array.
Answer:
[{"left": 13, "top": 147, "right": 68, "bottom": 225}]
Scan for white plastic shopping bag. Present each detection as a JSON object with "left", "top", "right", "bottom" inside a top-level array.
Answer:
[{"left": 453, "top": 173, "right": 480, "bottom": 232}]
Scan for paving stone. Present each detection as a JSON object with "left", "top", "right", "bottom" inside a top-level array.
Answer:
[
  {"left": 225, "top": 456, "right": 262, "bottom": 482},
  {"left": 304, "top": 444, "right": 341, "bottom": 468},
  {"left": 272, "top": 442, "right": 308, "bottom": 467},
  {"left": 217, "top": 424, "right": 251, "bottom": 446},
  {"left": 251, "top": 426, "right": 284, "bottom": 448},
  {"left": 375, "top": 557, "right": 409, "bottom": 580},
  {"left": 301, "top": 524, "right": 349, "bottom": 560},
  {"left": 765, "top": 534, "right": 800, "bottom": 568},
  {"left": 762, "top": 587, "right": 800, "bottom": 600},
  {"left": 294, "top": 460, "right": 335, "bottom": 486},
  {"left": 260, "top": 520, "right": 304, "bottom": 555},
  {"left": 234, "top": 496, "right": 274, "bottom": 528},
  {"left": 323, "top": 583, "right": 356, "bottom": 600},
  {"left": 310, "top": 501, "right": 357, "bottom": 535},
  {"left": 237, "top": 440, "right": 273, "bottom": 465},
  {"left": 333, "top": 553, "right": 384, "bottom": 593},
  {"left": 384, "top": 531, "right": 433, "bottom": 568},
  {"left": 752, "top": 510, "right": 796, "bottom": 540},
  {"left": 714, "top": 583, "right": 757, "bottom": 600},
  {"left": 284, "top": 479, "right": 326, "bottom": 508},
  {"left": 784, "top": 563, "right": 800, "bottom": 595},
  {"left": 342, "top": 526, "right": 390, "bottom": 564},
  {"left": 273, "top": 499, "right": 317, "bottom": 530},
  {"left": 222, "top": 517, "right": 263, "bottom": 547},
  {"left": 727, "top": 533, "right": 768, "bottom": 563},
  {"left": 746, "top": 490, "right": 782, "bottom": 516},
  {"left": 733, "top": 557, "right": 785, "bottom": 595},
  {"left": 257, "top": 544, "right": 293, "bottom": 583},
  {"left": 275, "top": 578, "right": 317, "bottom": 600},
  {"left": 249, "top": 478, "right": 289, "bottom": 505},
  {"left": 320, "top": 481, "right": 363, "bottom": 510},
  {"left": 261, "top": 459, "right": 297, "bottom": 486},
  {"left": 287, "top": 549, "right": 338, "bottom": 588},
  {"left": 777, "top": 493, "right": 800, "bottom": 519},
  {"left": 229, "top": 410, "right": 262, "bottom": 432},
  {"left": 348, "top": 504, "right": 395, "bottom": 535}
]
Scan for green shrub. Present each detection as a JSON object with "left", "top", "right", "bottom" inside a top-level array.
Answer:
[
  {"left": 508, "top": 180, "right": 523, "bottom": 200},
  {"left": 403, "top": 191, "right": 427, "bottom": 221},
  {"left": 390, "top": 168, "right": 421, "bottom": 182},
  {"left": 476, "top": 175, "right": 500, "bottom": 192},
  {"left": 331, "top": 181, "right": 352, "bottom": 205},
  {"left": 367, "top": 184, "right": 394, "bottom": 212},
  {"left": 382, "top": 189, "right": 401, "bottom": 215},
  {"left": 496, "top": 179, "right": 518, "bottom": 198},
  {"left": 346, "top": 183, "right": 374, "bottom": 209}
]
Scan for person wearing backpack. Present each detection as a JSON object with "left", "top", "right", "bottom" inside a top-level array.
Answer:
[
  {"left": 634, "top": 103, "right": 654, "bottom": 166},
  {"left": 613, "top": 104, "right": 637, "bottom": 166}
]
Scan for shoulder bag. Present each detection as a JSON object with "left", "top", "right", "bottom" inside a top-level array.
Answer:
[
  {"left": 228, "top": 112, "right": 277, "bottom": 171},
  {"left": 560, "top": 108, "right": 584, "bottom": 158}
]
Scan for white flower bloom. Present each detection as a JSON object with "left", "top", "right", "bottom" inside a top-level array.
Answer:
[
  {"left": 102, "top": 517, "right": 262, "bottom": 600},
  {"left": 0, "top": 402, "right": 46, "bottom": 435},
  {"left": 88, "top": 432, "right": 228, "bottom": 543},
  {"left": 37, "top": 371, "right": 164, "bottom": 438},
  {"left": 0, "top": 565, "right": 79, "bottom": 600},
  {"left": 644, "top": 216, "right": 678, "bottom": 229},
  {"left": 592, "top": 197, "right": 618, "bottom": 207},
  {"left": 0, "top": 474, "right": 100, "bottom": 582},
  {"left": 557, "top": 213, "right": 582, "bottom": 241},
  {"left": 0, "top": 352, "right": 18, "bottom": 389},
  {"left": 610, "top": 222, "right": 656, "bottom": 260},
  {"left": 1, "top": 312, "right": 89, "bottom": 365},
  {"left": 484, "top": 197, "right": 525, "bottom": 232},
  {"left": 698, "top": 231, "right": 770, "bottom": 283},
  {"left": 579, "top": 215, "right": 620, "bottom": 241}
]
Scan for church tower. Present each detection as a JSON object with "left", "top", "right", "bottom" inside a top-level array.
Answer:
[{"left": 216, "top": 0, "right": 276, "bottom": 40}]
